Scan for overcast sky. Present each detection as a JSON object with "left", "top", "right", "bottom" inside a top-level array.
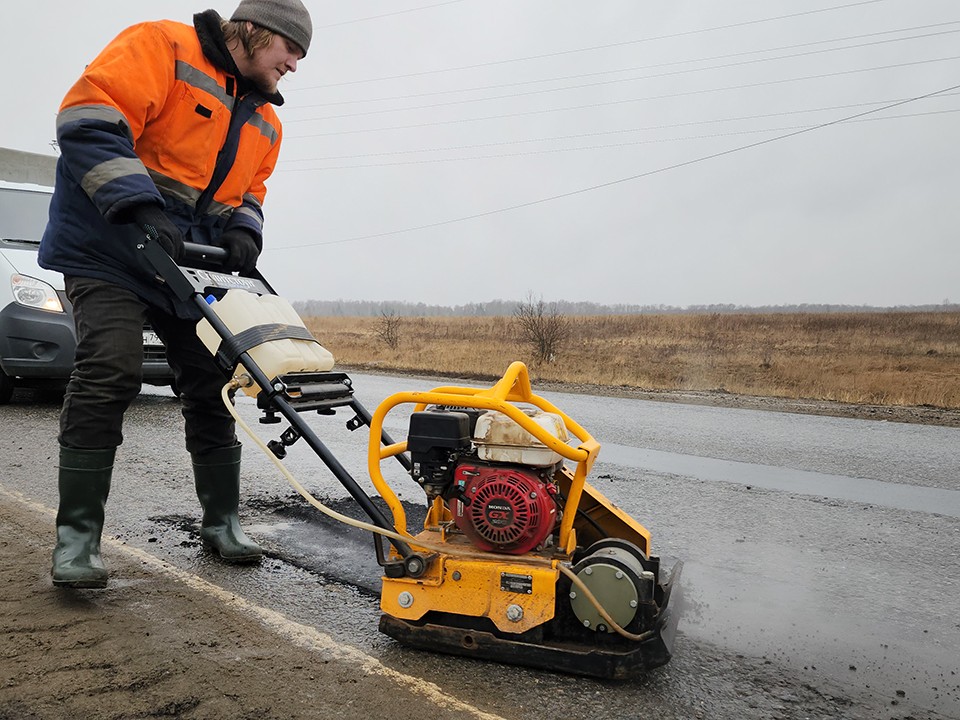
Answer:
[{"left": 5, "top": 1, "right": 958, "bottom": 307}]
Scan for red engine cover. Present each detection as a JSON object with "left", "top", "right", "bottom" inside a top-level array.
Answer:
[{"left": 451, "top": 464, "right": 557, "bottom": 554}]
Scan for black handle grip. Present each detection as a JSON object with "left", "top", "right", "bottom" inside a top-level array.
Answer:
[{"left": 182, "top": 241, "right": 229, "bottom": 263}]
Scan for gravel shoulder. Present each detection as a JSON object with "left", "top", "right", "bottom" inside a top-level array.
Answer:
[{"left": 0, "top": 491, "right": 504, "bottom": 720}]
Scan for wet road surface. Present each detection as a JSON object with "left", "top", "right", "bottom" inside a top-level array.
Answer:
[{"left": 2, "top": 371, "right": 958, "bottom": 719}]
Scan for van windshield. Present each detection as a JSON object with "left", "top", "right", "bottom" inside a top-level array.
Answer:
[{"left": 0, "top": 188, "right": 52, "bottom": 242}]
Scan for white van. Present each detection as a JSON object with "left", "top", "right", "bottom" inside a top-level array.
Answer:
[{"left": 0, "top": 181, "right": 175, "bottom": 403}]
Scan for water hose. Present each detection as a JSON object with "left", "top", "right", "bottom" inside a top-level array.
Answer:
[{"left": 221, "top": 377, "right": 650, "bottom": 642}]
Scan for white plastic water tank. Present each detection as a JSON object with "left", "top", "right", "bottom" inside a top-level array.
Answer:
[{"left": 196, "top": 289, "right": 335, "bottom": 397}]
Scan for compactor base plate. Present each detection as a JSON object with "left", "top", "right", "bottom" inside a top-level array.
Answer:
[{"left": 379, "top": 563, "right": 681, "bottom": 680}]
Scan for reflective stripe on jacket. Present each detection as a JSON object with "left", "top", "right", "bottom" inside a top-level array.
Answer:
[{"left": 39, "top": 18, "right": 281, "bottom": 315}]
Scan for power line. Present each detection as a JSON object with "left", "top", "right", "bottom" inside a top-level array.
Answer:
[
  {"left": 271, "top": 83, "right": 960, "bottom": 251},
  {"left": 278, "top": 108, "right": 960, "bottom": 171},
  {"left": 290, "top": 0, "right": 892, "bottom": 90},
  {"left": 280, "top": 93, "right": 960, "bottom": 163},
  {"left": 293, "top": 22, "right": 960, "bottom": 109},
  {"left": 315, "top": 1, "right": 468, "bottom": 29},
  {"left": 285, "top": 54, "right": 960, "bottom": 139},
  {"left": 287, "top": 29, "right": 959, "bottom": 121}
]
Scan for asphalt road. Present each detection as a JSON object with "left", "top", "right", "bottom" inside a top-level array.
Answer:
[{"left": 1, "top": 372, "right": 958, "bottom": 720}]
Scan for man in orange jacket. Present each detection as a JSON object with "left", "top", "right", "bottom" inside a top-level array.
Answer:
[{"left": 39, "top": 0, "right": 312, "bottom": 588}]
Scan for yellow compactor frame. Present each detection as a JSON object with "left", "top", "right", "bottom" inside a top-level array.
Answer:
[{"left": 366, "top": 361, "right": 652, "bottom": 634}]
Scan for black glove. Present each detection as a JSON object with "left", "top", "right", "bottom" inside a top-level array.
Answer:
[
  {"left": 219, "top": 227, "right": 261, "bottom": 274},
  {"left": 130, "top": 204, "right": 185, "bottom": 264}
]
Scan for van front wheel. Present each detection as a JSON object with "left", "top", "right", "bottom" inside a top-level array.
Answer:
[{"left": 0, "top": 368, "right": 14, "bottom": 405}]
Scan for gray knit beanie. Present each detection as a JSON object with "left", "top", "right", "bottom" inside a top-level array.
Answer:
[{"left": 231, "top": 0, "right": 313, "bottom": 56}]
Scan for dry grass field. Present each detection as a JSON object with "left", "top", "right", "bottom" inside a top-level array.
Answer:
[{"left": 303, "top": 311, "right": 960, "bottom": 409}]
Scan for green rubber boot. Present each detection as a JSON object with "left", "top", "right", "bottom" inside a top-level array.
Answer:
[
  {"left": 51, "top": 446, "right": 114, "bottom": 588},
  {"left": 192, "top": 444, "right": 263, "bottom": 563}
]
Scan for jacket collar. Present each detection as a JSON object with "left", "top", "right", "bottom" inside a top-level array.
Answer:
[{"left": 193, "top": 10, "right": 284, "bottom": 106}]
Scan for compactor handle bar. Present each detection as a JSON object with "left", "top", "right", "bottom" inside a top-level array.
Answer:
[
  {"left": 135, "top": 230, "right": 416, "bottom": 563},
  {"left": 136, "top": 233, "right": 275, "bottom": 300}
]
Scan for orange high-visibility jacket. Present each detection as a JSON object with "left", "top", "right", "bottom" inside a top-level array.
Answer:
[{"left": 40, "top": 15, "right": 283, "bottom": 311}]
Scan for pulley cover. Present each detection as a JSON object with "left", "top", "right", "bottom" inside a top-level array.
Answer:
[{"left": 451, "top": 464, "right": 557, "bottom": 554}]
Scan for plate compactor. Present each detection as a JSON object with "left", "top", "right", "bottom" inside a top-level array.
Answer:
[{"left": 142, "top": 239, "right": 682, "bottom": 679}]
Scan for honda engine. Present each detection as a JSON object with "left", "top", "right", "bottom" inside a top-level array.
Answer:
[{"left": 406, "top": 406, "right": 569, "bottom": 554}]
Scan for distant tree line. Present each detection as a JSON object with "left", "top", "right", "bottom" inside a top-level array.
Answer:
[{"left": 293, "top": 298, "right": 960, "bottom": 318}]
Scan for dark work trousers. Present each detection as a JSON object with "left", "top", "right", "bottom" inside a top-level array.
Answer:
[{"left": 59, "top": 276, "right": 237, "bottom": 455}]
